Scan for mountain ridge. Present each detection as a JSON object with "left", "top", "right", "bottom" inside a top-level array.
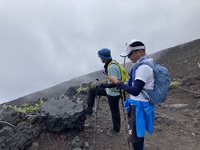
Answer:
[{"left": 2, "top": 38, "right": 200, "bottom": 107}]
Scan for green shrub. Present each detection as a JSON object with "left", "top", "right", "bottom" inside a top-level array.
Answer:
[
  {"left": 76, "top": 79, "right": 108, "bottom": 93},
  {"left": 170, "top": 81, "right": 180, "bottom": 87},
  {"left": 77, "top": 86, "right": 90, "bottom": 93},
  {"left": 3, "top": 99, "right": 44, "bottom": 113}
]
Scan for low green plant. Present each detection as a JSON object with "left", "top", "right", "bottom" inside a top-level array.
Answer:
[
  {"left": 76, "top": 79, "right": 108, "bottom": 93},
  {"left": 77, "top": 86, "right": 90, "bottom": 93},
  {"left": 170, "top": 81, "right": 180, "bottom": 87},
  {"left": 3, "top": 104, "right": 12, "bottom": 109},
  {"left": 3, "top": 99, "right": 44, "bottom": 113}
]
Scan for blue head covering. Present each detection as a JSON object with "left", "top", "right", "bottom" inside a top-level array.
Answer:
[{"left": 98, "top": 48, "right": 112, "bottom": 60}]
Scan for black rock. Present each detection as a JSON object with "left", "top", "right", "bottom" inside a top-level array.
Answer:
[{"left": 40, "top": 95, "right": 86, "bottom": 132}]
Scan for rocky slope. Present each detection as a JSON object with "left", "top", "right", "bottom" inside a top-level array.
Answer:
[{"left": 0, "top": 39, "right": 200, "bottom": 150}]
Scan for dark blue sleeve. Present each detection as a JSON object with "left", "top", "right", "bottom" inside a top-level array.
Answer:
[{"left": 116, "top": 79, "right": 145, "bottom": 96}]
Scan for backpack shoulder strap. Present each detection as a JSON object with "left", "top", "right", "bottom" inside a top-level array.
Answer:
[
  {"left": 128, "top": 60, "right": 153, "bottom": 86},
  {"left": 107, "top": 60, "right": 120, "bottom": 70},
  {"left": 108, "top": 60, "right": 119, "bottom": 66}
]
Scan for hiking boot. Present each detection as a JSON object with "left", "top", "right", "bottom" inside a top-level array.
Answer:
[
  {"left": 84, "top": 107, "right": 93, "bottom": 116},
  {"left": 106, "top": 129, "right": 121, "bottom": 137}
]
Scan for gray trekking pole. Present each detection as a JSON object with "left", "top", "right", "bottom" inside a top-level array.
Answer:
[
  {"left": 93, "top": 78, "right": 100, "bottom": 148},
  {"left": 121, "top": 57, "right": 131, "bottom": 150},
  {"left": 120, "top": 89, "right": 131, "bottom": 150}
]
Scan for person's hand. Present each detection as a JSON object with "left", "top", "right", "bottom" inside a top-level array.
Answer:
[{"left": 106, "top": 76, "right": 119, "bottom": 84}]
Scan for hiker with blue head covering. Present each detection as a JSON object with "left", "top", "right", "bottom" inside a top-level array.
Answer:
[
  {"left": 106, "top": 39, "right": 156, "bottom": 150},
  {"left": 84, "top": 48, "right": 122, "bottom": 136}
]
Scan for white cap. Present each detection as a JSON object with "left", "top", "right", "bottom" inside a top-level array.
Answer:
[{"left": 120, "top": 39, "right": 145, "bottom": 57}]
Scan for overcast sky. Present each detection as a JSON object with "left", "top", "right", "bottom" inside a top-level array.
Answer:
[{"left": 0, "top": 0, "right": 200, "bottom": 104}]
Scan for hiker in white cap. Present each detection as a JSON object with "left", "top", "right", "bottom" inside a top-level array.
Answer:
[{"left": 106, "top": 39, "right": 156, "bottom": 150}]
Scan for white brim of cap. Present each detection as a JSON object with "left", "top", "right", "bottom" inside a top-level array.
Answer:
[
  {"left": 120, "top": 45, "right": 146, "bottom": 57},
  {"left": 120, "top": 51, "right": 131, "bottom": 57}
]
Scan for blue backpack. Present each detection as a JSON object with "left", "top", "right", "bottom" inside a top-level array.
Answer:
[{"left": 131, "top": 61, "right": 170, "bottom": 104}]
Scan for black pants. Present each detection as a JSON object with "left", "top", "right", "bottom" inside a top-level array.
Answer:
[
  {"left": 87, "top": 87, "right": 121, "bottom": 131},
  {"left": 128, "top": 106, "right": 144, "bottom": 150}
]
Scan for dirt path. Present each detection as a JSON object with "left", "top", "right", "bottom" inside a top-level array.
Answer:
[{"left": 83, "top": 97, "right": 130, "bottom": 150}]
